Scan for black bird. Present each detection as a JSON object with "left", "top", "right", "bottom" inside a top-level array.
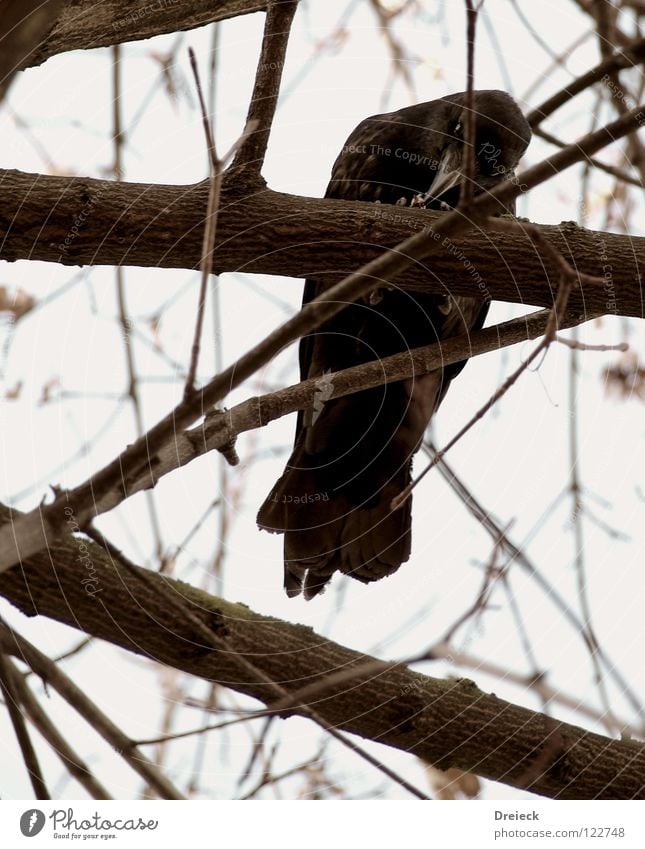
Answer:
[{"left": 258, "top": 90, "right": 531, "bottom": 599}]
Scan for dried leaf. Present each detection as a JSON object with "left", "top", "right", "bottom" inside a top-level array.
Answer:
[
  {"left": 0, "top": 286, "right": 36, "bottom": 321},
  {"left": 423, "top": 763, "right": 480, "bottom": 800},
  {"left": 4, "top": 380, "right": 23, "bottom": 400},
  {"left": 603, "top": 351, "right": 645, "bottom": 401}
]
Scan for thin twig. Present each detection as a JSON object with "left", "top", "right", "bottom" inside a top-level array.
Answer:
[
  {"left": 391, "top": 215, "right": 609, "bottom": 510},
  {"left": 0, "top": 619, "right": 186, "bottom": 800},
  {"left": 239, "top": 747, "right": 326, "bottom": 800},
  {"left": 527, "top": 35, "right": 645, "bottom": 127},
  {"left": 424, "top": 440, "right": 645, "bottom": 726},
  {"left": 533, "top": 126, "right": 644, "bottom": 188},
  {"left": 556, "top": 336, "right": 628, "bottom": 352},
  {"left": 184, "top": 48, "right": 222, "bottom": 399},
  {"left": 112, "top": 45, "right": 165, "bottom": 565},
  {"left": 459, "top": 0, "right": 479, "bottom": 211},
  {"left": 0, "top": 651, "right": 50, "bottom": 799},
  {"left": 567, "top": 323, "right": 619, "bottom": 734}
]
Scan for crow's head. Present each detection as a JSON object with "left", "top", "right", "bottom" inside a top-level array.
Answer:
[{"left": 422, "top": 89, "right": 531, "bottom": 209}]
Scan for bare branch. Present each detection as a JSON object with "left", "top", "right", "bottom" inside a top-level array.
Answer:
[
  {"left": 0, "top": 518, "right": 644, "bottom": 800},
  {"left": 527, "top": 35, "right": 645, "bottom": 127},
  {"left": 3, "top": 655, "right": 112, "bottom": 800},
  {"left": 231, "top": 0, "right": 299, "bottom": 178},
  {"left": 25, "top": 0, "right": 267, "bottom": 70},
  {"left": 460, "top": 0, "right": 479, "bottom": 211},
  {"left": 0, "top": 650, "right": 50, "bottom": 798},
  {"left": 122, "top": 308, "right": 593, "bottom": 506},
  {"left": 0, "top": 620, "right": 186, "bottom": 800},
  {"left": 0, "top": 0, "right": 68, "bottom": 102}
]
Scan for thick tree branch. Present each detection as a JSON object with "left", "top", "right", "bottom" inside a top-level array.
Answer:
[
  {"left": 24, "top": 0, "right": 267, "bottom": 69},
  {"left": 0, "top": 0, "right": 67, "bottom": 101},
  {"left": 0, "top": 168, "right": 642, "bottom": 318},
  {"left": 0, "top": 511, "right": 642, "bottom": 800}
]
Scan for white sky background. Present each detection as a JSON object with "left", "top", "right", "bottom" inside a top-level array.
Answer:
[{"left": 0, "top": 0, "right": 644, "bottom": 800}]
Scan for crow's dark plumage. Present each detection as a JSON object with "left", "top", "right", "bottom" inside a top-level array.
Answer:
[{"left": 258, "top": 90, "right": 531, "bottom": 599}]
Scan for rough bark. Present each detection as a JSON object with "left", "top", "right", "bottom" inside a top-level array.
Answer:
[
  {"left": 0, "top": 0, "right": 68, "bottom": 101},
  {"left": 24, "top": 0, "right": 266, "bottom": 69},
  {"left": 0, "top": 169, "right": 642, "bottom": 318},
  {"left": 0, "top": 505, "right": 643, "bottom": 800}
]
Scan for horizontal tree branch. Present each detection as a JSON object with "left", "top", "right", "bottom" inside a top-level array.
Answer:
[
  {"left": 25, "top": 0, "right": 267, "bottom": 69},
  {"left": 0, "top": 507, "right": 642, "bottom": 800},
  {"left": 0, "top": 168, "right": 642, "bottom": 318}
]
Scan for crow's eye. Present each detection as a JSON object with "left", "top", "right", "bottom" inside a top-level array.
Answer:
[{"left": 453, "top": 121, "right": 462, "bottom": 136}]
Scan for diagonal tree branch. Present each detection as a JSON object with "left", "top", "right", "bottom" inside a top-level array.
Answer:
[
  {"left": 231, "top": 0, "right": 299, "bottom": 178},
  {"left": 0, "top": 511, "right": 643, "bottom": 800},
  {"left": 0, "top": 650, "right": 50, "bottom": 798},
  {"left": 24, "top": 0, "right": 268, "bottom": 69},
  {"left": 122, "top": 308, "right": 596, "bottom": 505},
  {"left": 3, "top": 654, "right": 113, "bottom": 799},
  {"left": 527, "top": 35, "right": 645, "bottom": 127},
  {"left": 0, "top": 0, "right": 68, "bottom": 102},
  {"left": 0, "top": 620, "right": 187, "bottom": 800}
]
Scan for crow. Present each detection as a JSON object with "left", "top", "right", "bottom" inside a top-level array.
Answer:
[{"left": 258, "top": 90, "right": 531, "bottom": 598}]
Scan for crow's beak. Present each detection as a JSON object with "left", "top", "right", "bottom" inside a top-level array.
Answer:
[{"left": 422, "top": 145, "right": 462, "bottom": 205}]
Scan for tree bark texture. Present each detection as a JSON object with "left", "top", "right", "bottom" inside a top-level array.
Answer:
[{"left": 0, "top": 506, "right": 643, "bottom": 801}]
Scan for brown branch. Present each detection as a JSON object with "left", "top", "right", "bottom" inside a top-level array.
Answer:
[
  {"left": 0, "top": 0, "right": 68, "bottom": 101},
  {"left": 0, "top": 159, "right": 643, "bottom": 318},
  {"left": 24, "top": 0, "right": 267, "bottom": 69},
  {"left": 428, "top": 644, "right": 642, "bottom": 740},
  {"left": 0, "top": 650, "right": 50, "bottom": 799},
  {"left": 3, "top": 655, "right": 113, "bottom": 800},
  {"left": 527, "top": 35, "right": 645, "bottom": 127},
  {"left": 0, "top": 620, "right": 186, "bottom": 800},
  {"left": 533, "top": 126, "right": 644, "bottom": 188},
  {"left": 122, "top": 308, "right": 592, "bottom": 507},
  {"left": 231, "top": 0, "right": 299, "bottom": 177},
  {"left": 0, "top": 514, "right": 644, "bottom": 800}
]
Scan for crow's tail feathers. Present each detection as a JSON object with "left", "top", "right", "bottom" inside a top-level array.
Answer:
[{"left": 257, "top": 443, "right": 412, "bottom": 599}]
